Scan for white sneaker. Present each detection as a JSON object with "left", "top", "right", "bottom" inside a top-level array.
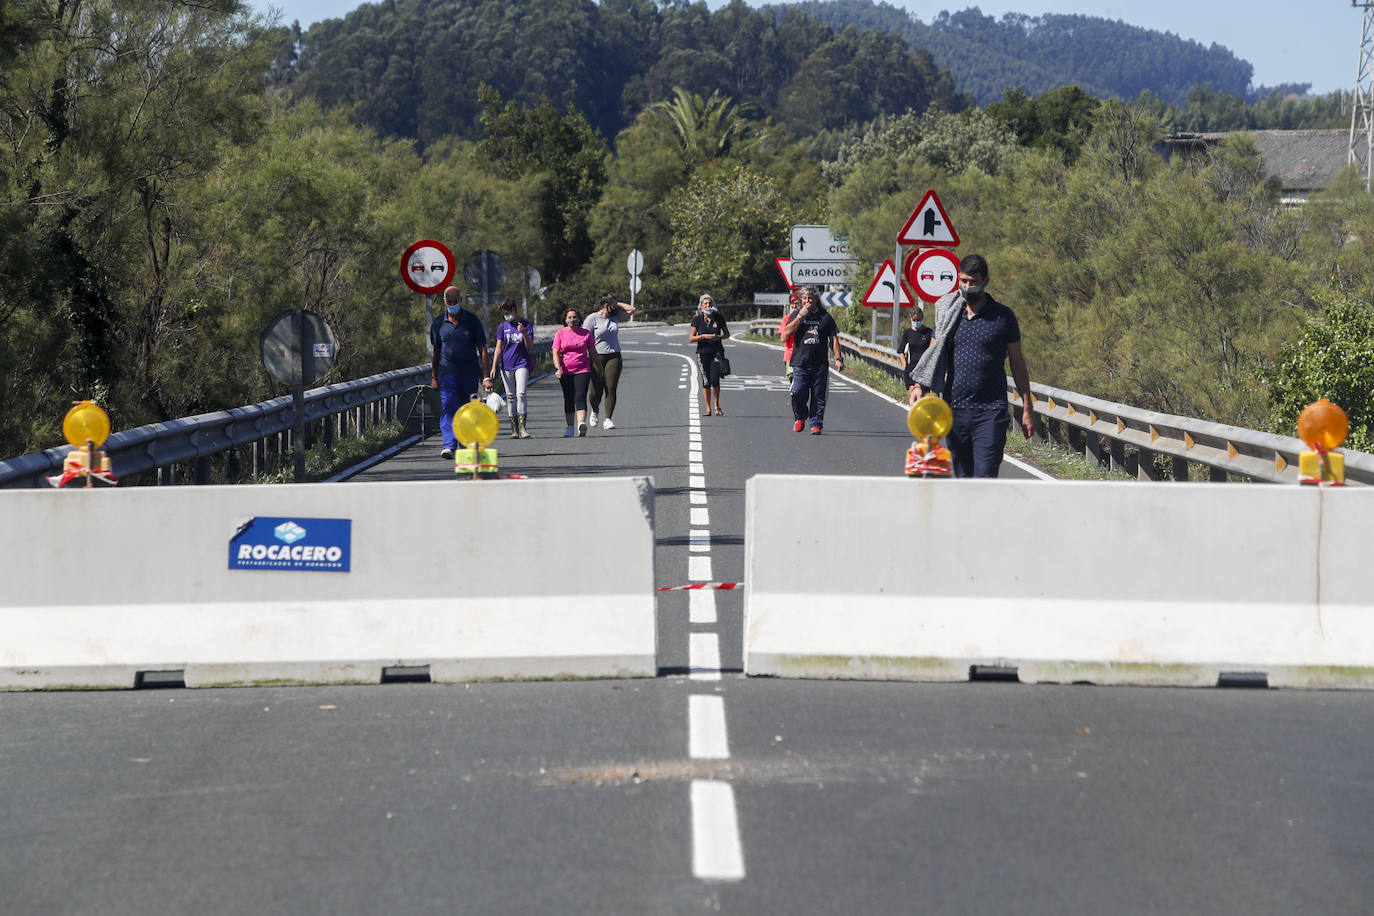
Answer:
[
  {"left": 588, "top": 410, "right": 598, "bottom": 428},
  {"left": 563, "top": 425, "right": 575, "bottom": 438},
  {"left": 602, "top": 418, "right": 616, "bottom": 430},
  {"left": 440, "top": 448, "right": 453, "bottom": 459}
]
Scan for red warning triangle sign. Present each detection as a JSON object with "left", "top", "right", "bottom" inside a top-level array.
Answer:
[
  {"left": 860, "top": 259, "right": 914, "bottom": 308},
  {"left": 897, "top": 188, "right": 960, "bottom": 247},
  {"left": 775, "top": 257, "right": 794, "bottom": 290}
]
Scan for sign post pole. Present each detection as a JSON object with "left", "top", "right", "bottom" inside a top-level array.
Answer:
[
  {"left": 627, "top": 249, "right": 644, "bottom": 322},
  {"left": 292, "top": 308, "right": 307, "bottom": 483}
]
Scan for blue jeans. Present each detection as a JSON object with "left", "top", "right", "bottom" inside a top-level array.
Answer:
[
  {"left": 438, "top": 374, "right": 480, "bottom": 450},
  {"left": 948, "top": 408, "right": 1009, "bottom": 478},
  {"left": 790, "top": 364, "right": 829, "bottom": 429}
]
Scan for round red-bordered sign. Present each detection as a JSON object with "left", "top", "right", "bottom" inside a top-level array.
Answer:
[
  {"left": 904, "top": 247, "right": 960, "bottom": 304},
  {"left": 401, "top": 239, "right": 455, "bottom": 295}
]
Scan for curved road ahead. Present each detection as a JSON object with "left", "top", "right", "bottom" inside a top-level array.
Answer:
[{"left": 2, "top": 328, "right": 1370, "bottom": 914}]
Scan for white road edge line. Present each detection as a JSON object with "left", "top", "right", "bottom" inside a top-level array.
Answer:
[{"left": 691, "top": 781, "right": 745, "bottom": 882}]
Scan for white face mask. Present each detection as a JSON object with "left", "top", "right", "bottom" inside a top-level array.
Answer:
[
  {"left": 565, "top": 316, "right": 577, "bottom": 326},
  {"left": 502, "top": 312, "right": 514, "bottom": 321}
]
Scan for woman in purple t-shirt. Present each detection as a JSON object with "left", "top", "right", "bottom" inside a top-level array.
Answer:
[
  {"left": 552, "top": 307, "right": 602, "bottom": 437},
  {"left": 489, "top": 298, "right": 534, "bottom": 438}
]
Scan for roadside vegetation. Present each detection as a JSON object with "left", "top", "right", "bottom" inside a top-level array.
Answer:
[{"left": 1, "top": 0, "right": 1369, "bottom": 463}]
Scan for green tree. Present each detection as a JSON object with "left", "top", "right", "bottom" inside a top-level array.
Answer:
[
  {"left": 1262, "top": 291, "right": 1374, "bottom": 451},
  {"left": 663, "top": 164, "right": 793, "bottom": 301},
  {"left": 475, "top": 85, "right": 608, "bottom": 280},
  {"left": 648, "top": 87, "right": 759, "bottom": 168},
  {"left": 0, "top": 0, "right": 271, "bottom": 454}
]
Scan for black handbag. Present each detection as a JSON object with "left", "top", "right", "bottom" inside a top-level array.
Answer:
[{"left": 718, "top": 355, "right": 732, "bottom": 377}]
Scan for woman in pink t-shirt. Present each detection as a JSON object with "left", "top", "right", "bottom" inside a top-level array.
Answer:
[{"left": 552, "top": 307, "right": 603, "bottom": 437}]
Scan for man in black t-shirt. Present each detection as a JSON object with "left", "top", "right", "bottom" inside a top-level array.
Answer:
[
  {"left": 897, "top": 305, "right": 933, "bottom": 392},
  {"left": 780, "top": 287, "right": 844, "bottom": 434},
  {"left": 909, "top": 255, "right": 1034, "bottom": 477}
]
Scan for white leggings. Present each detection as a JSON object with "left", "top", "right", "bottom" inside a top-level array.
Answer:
[{"left": 501, "top": 367, "right": 529, "bottom": 416}]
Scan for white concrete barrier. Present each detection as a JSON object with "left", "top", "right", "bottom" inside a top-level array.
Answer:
[
  {"left": 0, "top": 478, "right": 656, "bottom": 689},
  {"left": 744, "top": 475, "right": 1374, "bottom": 689}
]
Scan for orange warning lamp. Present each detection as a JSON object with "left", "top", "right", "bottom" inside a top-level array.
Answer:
[{"left": 1297, "top": 398, "right": 1347, "bottom": 486}]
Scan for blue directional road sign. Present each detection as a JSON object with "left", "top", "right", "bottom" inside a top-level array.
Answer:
[{"left": 820, "top": 291, "right": 853, "bottom": 309}]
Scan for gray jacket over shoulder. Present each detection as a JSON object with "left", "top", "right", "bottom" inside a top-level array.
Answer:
[{"left": 910, "top": 290, "right": 965, "bottom": 391}]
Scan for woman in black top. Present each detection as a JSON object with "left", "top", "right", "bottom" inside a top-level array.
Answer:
[
  {"left": 688, "top": 293, "right": 731, "bottom": 416},
  {"left": 897, "top": 305, "right": 933, "bottom": 393}
]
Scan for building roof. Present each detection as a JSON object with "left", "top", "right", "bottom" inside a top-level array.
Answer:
[{"left": 1159, "top": 130, "right": 1351, "bottom": 196}]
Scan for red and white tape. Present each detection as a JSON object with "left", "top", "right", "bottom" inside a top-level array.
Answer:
[{"left": 656, "top": 582, "right": 743, "bottom": 592}]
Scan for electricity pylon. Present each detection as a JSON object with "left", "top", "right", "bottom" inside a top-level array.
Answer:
[{"left": 1351, "top": 1, "right": 1374, "bottom": 190}]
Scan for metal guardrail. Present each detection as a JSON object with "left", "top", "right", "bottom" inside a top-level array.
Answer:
[
  {"left": 748, "top": 319, "right": 1374, "bottom": 485},
  {"left": 1, "top": 338, "right": 555, "bottom": 489},
  {"left": 0, "top": 365, "right": 430, "bottom": 489}
]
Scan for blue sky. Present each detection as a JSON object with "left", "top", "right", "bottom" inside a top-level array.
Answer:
[{"left": 250, "top": 0, "right": 1362, "bottom": 96}]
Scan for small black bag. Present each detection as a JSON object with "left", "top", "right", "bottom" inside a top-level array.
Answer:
[{"left": 718, "top": 356, "right": 732, "bottom": 378}]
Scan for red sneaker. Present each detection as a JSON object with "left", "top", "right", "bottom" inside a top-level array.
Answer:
[
  {"left": 793, "top": 420, "right": 804, "bottom": 432},
  {"left": 810, "top": 426, "right": 822, "bottom": 435}
]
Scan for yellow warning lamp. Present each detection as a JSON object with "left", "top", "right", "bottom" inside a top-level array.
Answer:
[
  {"left": 904, "top": 395, "right": 953, "bottom": 478},
  {"left": 452, "top": 396, "right": 500, "bottom": 479},
  {"left": 1297, "top": 398, "right": 1347, "bottom": 486},
  {"left": 907, "top": 395, "right": 953, "bottom": 440},
  {"left": 53, "top": 400, "right": 117, "bottom": 487},
  {"left": 63, "top": 400, "right": 110, "bottom": 449}
]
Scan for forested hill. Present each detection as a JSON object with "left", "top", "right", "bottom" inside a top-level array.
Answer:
[
  {"left": 780, "top": 2, "right": 1254, "bottom": 106},
  {"left": 288, "top": 0, "right": 967, "bottom": 145}
]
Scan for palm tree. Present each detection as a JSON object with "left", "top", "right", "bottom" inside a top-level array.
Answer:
[{"left": 649, "top": 87, "right": 759, "bottom": 166}]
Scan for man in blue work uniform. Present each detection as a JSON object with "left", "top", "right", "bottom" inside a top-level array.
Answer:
[
  {"left": 909, "top": 254, "right": 1034, "bottom": 477},
  {"left": 430, "top": 286, "right": 493, "bottom": 459}
]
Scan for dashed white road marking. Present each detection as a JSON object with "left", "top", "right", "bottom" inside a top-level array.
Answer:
[
  {"left": 689, "top": 529, "right": 711, "bottom": 552},
  {"left": 689, "top": 633, "right": 721, "bottom": 680},
  {"left": 689, "top": 695, "right": 730, "bottom": 759},
  {"left": 690, "top": 492, "right": 707, "bottom": 505},
  {"left": 688, "top": 554, "right": 712, "bottom": 582},
  {"left": 690, "top": 507, "right": 709, "bottom": 526},
  {"left": 691, "top": 781, "right": 745, "bottom": 881},
  {"left": 689, "top": 588, "right": 717, "bottom": 624}
]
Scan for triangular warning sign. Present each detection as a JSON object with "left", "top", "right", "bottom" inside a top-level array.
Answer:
[
  {"left": 861, "top": 260, "right": 914, "bottom": 308},
  {"left": 775, "top": 257, "right": 794, "bottom": 290},
  {"left": 897, "top": 189, "right": 960, "bottom": 247}
]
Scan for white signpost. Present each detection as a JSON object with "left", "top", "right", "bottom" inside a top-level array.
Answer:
[
  {"left": 627, "top": 248, "right": 644, "bottom": 316},
  {"left": 790, "top": 224, "right": 857, "bottom": 287}
]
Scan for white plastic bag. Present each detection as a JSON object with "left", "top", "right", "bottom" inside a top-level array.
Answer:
[{"left": 485, "top": 391, "right": 507, "bottom": 413}]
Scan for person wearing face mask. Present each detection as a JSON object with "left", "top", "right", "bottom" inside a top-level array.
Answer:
[
  {"left": 689, "top": 293, "right": 731, "bottom": 416},
  {"left": 430, "top": 286, "right": 493, "bottom": 459},
  {"left": 897, "top": 304, "right": 933, "bottom": 395},
  {"left": 780, "top": 286, "right": 842, "bottom": 434},
  {"left": 909, "top": 254, "right": 1034, "bottom": 477},
  {"left": 583, "top": 293, "right": 636, "bottom": 430},
  {"left": 552, "top": 306, "right": 603, "bottom": 437},
  {"left": 489, "top": 298, "right": 534, "bottom": 438},
  {"left": 780, "top": 287, "right": 801, "bottom": 381}
]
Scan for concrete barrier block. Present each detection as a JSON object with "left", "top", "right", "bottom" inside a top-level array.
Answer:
[
  {"left": 744, "top": 476, "right": 1374, "bottom": 689},
  {"left": 0, "top": 478, "right": 657, "bottom": 689}
]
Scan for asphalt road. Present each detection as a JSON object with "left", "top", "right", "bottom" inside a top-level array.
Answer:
[{"left": 2, "top": 326, "right": 1370, "bottom": 915}]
